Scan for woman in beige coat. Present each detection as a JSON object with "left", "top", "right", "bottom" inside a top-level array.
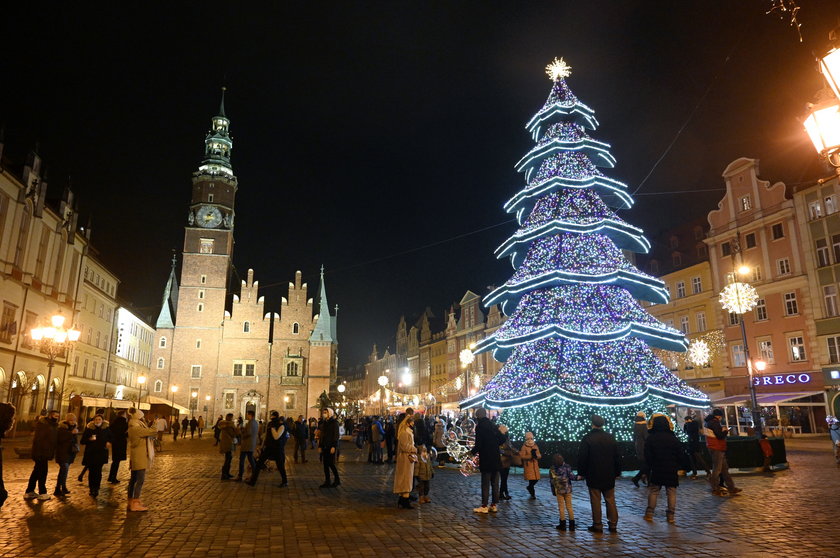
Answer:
[
  {"left": 393, "top": 414, "right": 417, "bottom": 509},
  {"left": 519, "top": 431, "right": 542, "bottom": 499},
  {"left": 126, "top": 408, "right": 157, "bottom": 512}
]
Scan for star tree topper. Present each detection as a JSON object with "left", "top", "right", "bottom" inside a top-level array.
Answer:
[{"left": 545, "top": 57, "right": 572, "bottom": 81}]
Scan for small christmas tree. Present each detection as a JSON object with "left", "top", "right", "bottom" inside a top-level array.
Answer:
[{"left": 467, "top": 58, "right": 709, "bottom": 441}]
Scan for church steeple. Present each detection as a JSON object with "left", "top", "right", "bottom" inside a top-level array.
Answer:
[
  {"left": 309, "top": 266, "right": 337, "bottom": 343},
  {"left": 197, "top": 87, "right": 234, "bottom": 178},
  {"left": 155, "top": 254, "right": 180, "bottom": 329}
]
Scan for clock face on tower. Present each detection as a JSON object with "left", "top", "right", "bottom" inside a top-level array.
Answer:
[{"left": 196, "top": 205, "right": 223, "bottom": 228}]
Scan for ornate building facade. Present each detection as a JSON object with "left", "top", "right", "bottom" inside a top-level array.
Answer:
[{"left": 151, "top": 95, "right": 337, "bottom": 421}]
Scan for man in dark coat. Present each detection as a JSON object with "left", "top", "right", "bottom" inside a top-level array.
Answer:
[
  {"left": 577, "top": 414, "right": 621, "bottom": 533},
  {"left": 25, "top": 410, "right": 60, "bottom": 500},
  {"left": 470, "top": 408, "right": 506, "bottom": 513},
  {"left": 683, "top": 414, "right": 710, "bottom": 477},
  {"left": 293, "top": 415, "right": 309, "bottom": 464},
  {"left": 80, "top": 414, "right": 113, "bottom": 498},
  {"left": 643, "top": 414, "right": 682, "bottom": 523},
  {"left": 0, "top": 402, "right": 16, "bottom": 507},
  {"left": 318, "top": 408, "right": 340, "bottom": 488},
  {"left": 108, "top": 410, "right": 128, "bottom": 484}
]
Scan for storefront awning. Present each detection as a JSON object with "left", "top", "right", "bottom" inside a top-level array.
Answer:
[
  {"left": 713, "top": 391, "right": 825, "bottom": 407},
  {"left": 146, "top": 395, "right": 190, "bottom": 414},
  {"left": 75, "top": 396, "right": 150, "bottom": 411}
]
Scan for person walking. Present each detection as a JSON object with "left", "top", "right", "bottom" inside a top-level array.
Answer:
[
  {"left": 154, "top": 414, "right": 167, "bottom": 450},
  {"left": 577, "top": 415, "right": 621, "bottom": 533},
  {"left": 213, "top": 415, "right": 223, "bottom": 446},
  {"left": 108, "top": 410, "right": 128, "bottom": 484},
  {"left": 25, "top": 409, "right": 60, "bottom": 501},
  {"left": 189, "top": 417, "right": 198, "bottom": 439},
  {"left": 308, "top": 417, "right": 318, "bottom": 450},
  {"left": 631, "top": 411, "right": 648, "bottom": 488},
  {"left": 643, "top": 414, "right": 682, "bottom": 523},
  {"left": 393, "top": 413, "right": 417, "bottom": 509},
  {"left": 0, "top": 402, "right": 16, "bottom": 507},
  {"left": 126, "top": 408, "right": 157, "bottom": 511},
  {"left": 519, "top": 431, "right": 542, "bottom": 499},
  {"left": 704, "top": 409, "right": 741, "bottom": 496},
  {"left": 247, "top": 411, "right": 288, "bottom": 486},
  {"left": 180, "top": 417, "right": 188, "bottom": 439},
  {"left": 471, "top": 408, "right": 506, "bottom": 513},
  {"left": 218, "top": 413, "right": 239, "bottom": 480},
  {"left": 172, "top": 418, "right": 181, "bottom": 442},
  {"left": 683, "top": 414, "right": 710, "bottom": 477},
  {"left": 80, "top": 414, "right": 112, "bottom": 498},
  {"left": 293, "top": 415, "right": 308, "bottom": 464},
  {"left": 384, "top": 416, "right": 396, "bottom": 464},
  {"left": 54, "top": 413, "right": 80, "bottom": 498},
  {"left": 197, "top": 416, "right": 205, "bottom": 438},
  {"left": 236, "top": 410, "right": 259, "bottom": 482},
  {"left": 319, "top": 408, "right": 340, "bottom": 488}
]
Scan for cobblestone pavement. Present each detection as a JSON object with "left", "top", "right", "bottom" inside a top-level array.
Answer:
[{"left": 0, "top": 435, "right": 838, "bottom": 557}]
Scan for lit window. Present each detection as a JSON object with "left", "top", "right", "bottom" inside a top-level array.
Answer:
[
  {"left": 758, "top": 339, "right": 774, "bottom": 364},
  {"left": 740, "top": 195, "right": 752, "bottom": 212},
  {"left": 826, "top": 196, "right": 837, "bottom": 215},
  {"left": 679, "top": 316, "right": 689, "bottom": 334},
  {"left": 788, "top": 336, "right": 806, "bottom": 362},
  {"left": 676, "top": 281, "right": 686, "bottom": 298},
  {"left": 809, "top": 201, "right": 823, "bottom": 220},
  {"left": 199, "top": 239, "right": 214, "bottom": 254},
  {"left": 827, "top": 336, "right": 840, "bottom": 364},
  {"left": 752, "top": 267, "right": 762, "bottom": 282}
]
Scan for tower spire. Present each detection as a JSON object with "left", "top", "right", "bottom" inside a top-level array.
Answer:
[
  {"left": 197, "top": 89, "right": 234, "bottom": 177},
  {"left": 155, "top": 253, "right": 180, "bottom": 329},
  {"left": 309, "top": 266, "right": 336, "bottom": 343}
]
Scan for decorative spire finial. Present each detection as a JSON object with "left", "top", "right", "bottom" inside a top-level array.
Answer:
[
  {"left": 219, "top": 86, "right": 227, "bottom": 117},
  {"left": 545, "top": 57, "right": 572, "bottom": 81}
]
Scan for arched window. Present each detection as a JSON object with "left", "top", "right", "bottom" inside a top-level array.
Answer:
[
  {"left": 286, "top": 362, "right": 299, "bottom": 376},
  {"left": 292, "top": 322, "right": 299, "bottom": 334},
  {"left": 157, "top": 357, "right": 164, "bottom": 369},
  {"left": 154, "top": 380, "right": 163, "bottom": 393},
  {"left": 243, "top": 321, "right": 250, "bottom": 333},
  {"left": 159, "top": 337, "right": 167, "bottom": 348}
]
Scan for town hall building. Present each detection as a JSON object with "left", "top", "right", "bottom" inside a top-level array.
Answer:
[{"left": 150, "top": 93, "right": 337, "bottom": 421}]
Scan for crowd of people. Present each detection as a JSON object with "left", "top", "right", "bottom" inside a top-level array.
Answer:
[{"left": 2, "top": 398, "right": 838, "bottom": 528}]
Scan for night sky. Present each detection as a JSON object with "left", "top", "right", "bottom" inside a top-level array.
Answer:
[{"left": 1, "top": 2, "right": 837, "bottom": 367}]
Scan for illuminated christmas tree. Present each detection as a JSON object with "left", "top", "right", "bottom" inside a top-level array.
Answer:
[{"left": 466, "top": 58, "right": 710, "bottom": 441}]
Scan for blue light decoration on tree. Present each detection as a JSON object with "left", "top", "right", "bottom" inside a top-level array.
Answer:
[{"left": 463, "top": 58, "right": 710, "bottom": 441}]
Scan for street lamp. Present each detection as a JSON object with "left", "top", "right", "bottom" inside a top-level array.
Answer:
[
  {"left": 804, "top": 29, "right": 840, "bottom": 169},
  {"left": 377, "top": 375, "right": 388, "bottom": 416},
  {"left": 459, "top": 347, "right": 475, "bottom": 400},
  {"left": 30, "top": 313, "right": 80, "bottom": 412},
  {"left": 719, "top": 268, "right": 763, "bottom": 436},
  {"left": 137, "top": 375, "right": 147, "bottom": 406},
  {"left": 170, "top": 385, "right": 178, "bottom": 426},
  {"left": 337, "top": 383, "right": 346, "bottom": 394}
]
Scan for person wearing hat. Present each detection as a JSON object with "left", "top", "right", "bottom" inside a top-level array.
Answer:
[
  {"left": 703, "top": 409, "right": 741, "bottom": 496},
  {"left": 577, "top": 415, "right": 621, "bottom": 533},
  {"left": 631, "top": 411, "right": 648, "bottom": 488},
  {"left": 318, "top": 408, "right": 340, "bottom": 488},
  {"left": 126, "top": 408, "right": 157, "bottom": 511}
]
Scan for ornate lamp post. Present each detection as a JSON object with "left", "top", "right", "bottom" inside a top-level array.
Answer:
[
  {"left": 377, "top": 375, "right": 388, "bottom": 416},
  {"left": 30, "top": 313, "right": 80, "bottom": 412},
  {"left": 805, "top": 29, "right": 840, "bottom": 169},
  {"left": 719, "top": 267, "right": 763, "bottom": 436},
  {"left": 459, "top": 347, "right": 475, "bottom": 401}
]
